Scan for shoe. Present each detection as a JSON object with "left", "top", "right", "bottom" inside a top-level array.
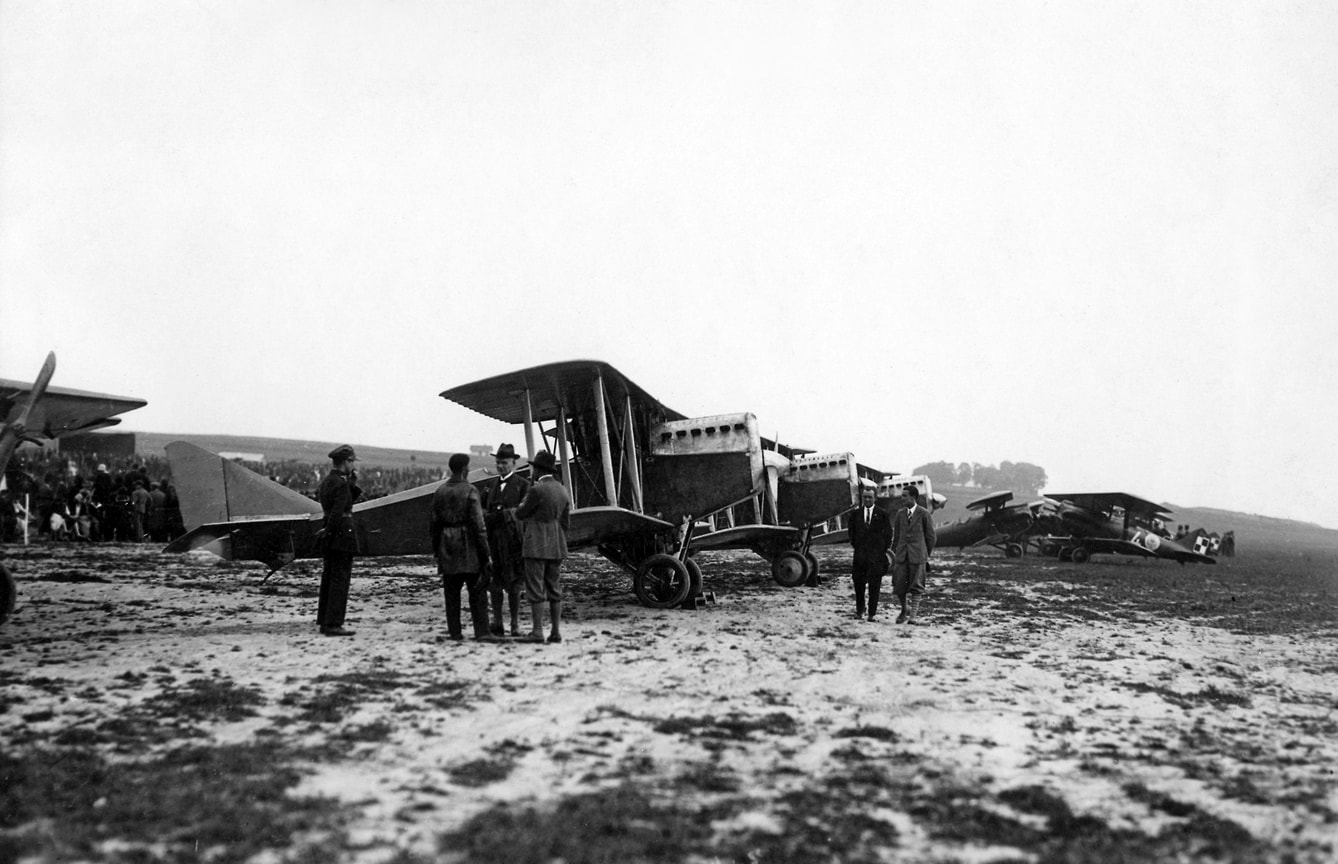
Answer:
[
  {"left": 546, "top": 633, "right": 562, "bottom": 644},
  {"left": 448, "top": 634, "right": 464, "bottom": 642},
  {"left": 521, "top": 632, "right": 545, "bottom": 644},
  {"left": 854, "top": 610, "right": 865, "bottom": 620},
  {"left": 474, "top": 634, "right": 503, "bottom": 643},
  {"left": 321, "top": 626, "right": 355, "bottom": 637},
  {"left": 868, "top": 614, "right": 877, "bottom": 622},
  {"left": 895, "top": 612, "right": 909, "bottom": 624}
]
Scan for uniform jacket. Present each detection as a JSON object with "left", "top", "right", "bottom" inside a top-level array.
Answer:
[
  {"left": 515, "top": 476, "right": 571, "bottom": 560},
  {"left": 849, "top": 504, "right": 894, "bottom": 571},
  {"left": 430, "top": 478, "right": 490, "bottom": 574},
  {"left": 892, "top": 505, "right": 937, "bottom": 564},
  {"left": 318, "top": 470, "right": 362, "bottom": 554},
  {"left": 480, "top": 472, "right": 532, "bottom": 562}
]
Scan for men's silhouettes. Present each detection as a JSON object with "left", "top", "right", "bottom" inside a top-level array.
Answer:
[{"left": 891, "top": 486, "right": 936, "bottom": 625}]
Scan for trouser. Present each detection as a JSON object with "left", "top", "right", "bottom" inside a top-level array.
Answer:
[
  {"left": 893, "top": 559, "right": 927, "bottom": 598},
  {"left": 318, "top": 551, "right": 354, "bottom": 628},
  {"left": 442, "top": 571, "right": 489, "bottom": 638},
  {"left": 852, "top": 560, "right": 886, "bottom": 616}
]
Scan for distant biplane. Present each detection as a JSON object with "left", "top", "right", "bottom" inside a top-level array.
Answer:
[
  {"left": 1031, "top": 491, "right": 1216, "bottom": 565},
  {"left": 933, "top": 490, "right": 1041, "bottom": 558},
  {"left": 166, "top": 360, "right": 861, "bottom": 609},
  {"left": 0, "top": 352, "right": 148, "bottom": 625}
]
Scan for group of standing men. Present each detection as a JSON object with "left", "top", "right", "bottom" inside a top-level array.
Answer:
[
  {"left": 848, "top": 484, "right": 936, "bottom": 624},
  {"left": 314, "top": 442, "right": 572, "bottom": 644}
]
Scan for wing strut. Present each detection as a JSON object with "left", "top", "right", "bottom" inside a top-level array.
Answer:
[
  {"left": 593, "top": 370, "right": 617, "bottom": 506},
  {"left": 556, "top": 406, "right": 575, "bottom": 507},
  {"left": 522, "top": 388, "right": 537, "bottom": 461},
  {"left": 622, "top": 395, "right": 644, "bottom": 512}
]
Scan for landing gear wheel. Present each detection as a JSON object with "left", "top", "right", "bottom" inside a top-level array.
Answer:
[
  {"left": 1070, "top": 546, "right": 1091, "bottom": 564},
  {"left": 0, "top": 560, "right": 14, "bottom": 627},
  {"left": 772, "top": 550, "right": 809, "bottom": 588},
  {"left": 804, "top": 551, "right": 821, "bottom": 587},
  {"left": 680, "top": 558, "right": 704, "bottom": 609},
  {"left": 1005, "top": 543, "right": 1023, "bottom": 559},
  {"left": 1058, "top": 547, "right": 1074, "bottom": 562},
  {"left": 634, "top": 554, "right": 692, "bottom": 609}
]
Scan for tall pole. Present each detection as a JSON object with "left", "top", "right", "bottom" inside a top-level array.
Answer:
[{"left": 593, "top": 372, "right": 617, "bottom": 506}]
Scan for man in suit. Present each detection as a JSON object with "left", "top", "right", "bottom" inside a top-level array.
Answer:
[
  {"left": 515, "top": 450, "right": 571, "bottom": 644},
  {"left": 430, "top": 453, "right": 493, "bottom": 641},
  {"left": 317, "top": 444, "right": 362, "bottom": 636},
  {"left": 892, "top": 485, "right": 936, "bottom": 625},
  {"left": 848, "top": 485, "right": 893, "bottom": 620},
  {"left": 480, "top": 443, "right": 531, "bottom": 636}
]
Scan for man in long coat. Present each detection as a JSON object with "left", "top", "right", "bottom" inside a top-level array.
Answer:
[
  {"left": 515, "top": 450, "right": 571, "bottom": 644},
  {"left": 317, "top": 444, "right": 362, "bottom": 636},
  {"left": 430, "top": 453, "right": 492, "bottom": 641},
  {"left": 891, "top": 486, "right": 936, "bottom": 625},
  {"left": 848, "top": 485, "right": 894, "bottom": 620}
]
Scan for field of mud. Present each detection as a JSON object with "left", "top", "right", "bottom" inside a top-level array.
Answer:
[{"left": 2, "top": 541, "right": 1336, "bottom": 863}]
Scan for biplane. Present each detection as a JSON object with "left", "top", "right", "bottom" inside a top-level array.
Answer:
[
  {"left": 1032, "top": 491, "right": 1217, "bottom": 565},
  {"left": 808, "top": 473, "right": 944, "bottom": 548},
  {"left": 933, "top": 490, "right": 1040, "bottom": 558},
  {"left": 439, "top": 360, "right": 862, "bottom": 605},
  {"left": 1, "top": 352, "right": 148, "bottom": 625}
]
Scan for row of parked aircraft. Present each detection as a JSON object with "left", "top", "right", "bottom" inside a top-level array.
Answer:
[{"left": 1, "top": 354, "right": 1219, "bottom": 626}]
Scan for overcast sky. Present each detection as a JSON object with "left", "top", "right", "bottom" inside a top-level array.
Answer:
[{"left": 3, "top": 1, "right": 1336, "bottom": 527}]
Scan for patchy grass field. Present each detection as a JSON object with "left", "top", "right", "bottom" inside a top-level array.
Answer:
[{"left": 0, "top": 540, "right": 1335, "bottom": 863}]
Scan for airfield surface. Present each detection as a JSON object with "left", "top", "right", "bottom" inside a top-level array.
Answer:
[{"left": 2, "top": 543, "right": 1336, "bottom": 863}]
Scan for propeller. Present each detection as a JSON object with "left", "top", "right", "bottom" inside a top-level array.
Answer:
[{"left": 0, "top": 351, "right": 57, "bottom": 470}]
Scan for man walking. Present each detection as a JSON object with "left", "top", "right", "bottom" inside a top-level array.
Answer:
[
  {"left": 848, "top": 485, "right": 893, "bottom": 620},
  {"left": 317, "top": 444, "right": 362, "bottom": 637},
  {"left": 515, "top": 450, "right": 571, "bottom": 644},
  {"left": 430, "top": 453, "right": 493, "bottom": 641},
  {"left": 480, "top": 443, "right": 531, "bottom": 636},
  {"left": 891, "top": 486, "right": 936, "bottom": 625}
]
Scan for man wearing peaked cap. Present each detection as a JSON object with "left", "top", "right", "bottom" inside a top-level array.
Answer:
[
  {"left": 514, "top": 450, "right": 570, "bottom": 644},
  {"left": 317, "top": 444, "right": 361, "bottom": 636},
  {"left": 480, "top": 443, "right": 531, "bottom": 636}
]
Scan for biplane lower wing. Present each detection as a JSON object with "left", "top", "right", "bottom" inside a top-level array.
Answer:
[
  {"left": 689, "top": 523, "right": 801, "bottom": 552},
  {"left": 568, "top": 506, "right": 675, "bottom": 548}
]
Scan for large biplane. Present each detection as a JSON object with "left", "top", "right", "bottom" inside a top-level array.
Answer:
[
  {"left": 1, "top": 352, "right": 148, "bottom": 625},
  {"left": 165, "top": 360, "right": 860, "bottom": 609},
  {"left": 439, "top": 360, "right": 862, "bottom": 603},
  {"left": 1032, "top": 491, "right": 1216, "bottom": 565},
  {"left": 933, "top": 490, "right": 1040, "bottom": 558}
]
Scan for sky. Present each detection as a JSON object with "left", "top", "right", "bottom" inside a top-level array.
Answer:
[{"left": 3, "top": 1, "right": 1336, "bottom": 527}]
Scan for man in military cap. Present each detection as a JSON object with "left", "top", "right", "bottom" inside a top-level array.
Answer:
[
  {"left": 480, "top": 443, "right": 531, "bottom": 636},
  {"left": 317, "top": 444, "right": 362, "bottom": 636},
  {"left": 515, "top": 450, "right": 571, "bottom": 644}
]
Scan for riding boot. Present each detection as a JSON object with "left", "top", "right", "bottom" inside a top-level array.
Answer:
[
  {"left": 526, "top": 603, "right": 545, "bottom": 642},
  {"left": 489, "top": 593, "right": 506, "bottom": 636},
  {"left": 907, "top": 594, "right": 923, "bottom": 625},
  {"left": 548, "top": 601, "right": 562, "bottom": 643},
  {"left": 894, "top": 594, "right": 909, "bottom": 624},
  {"left": 509, "top": 592, "right": 521, "bottom": 635}
]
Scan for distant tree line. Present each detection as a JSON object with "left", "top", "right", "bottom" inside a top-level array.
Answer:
[{"left": 911, "top": 461, "right": 1048, "bottom": 495}]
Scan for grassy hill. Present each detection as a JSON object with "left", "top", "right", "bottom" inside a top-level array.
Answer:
[{"left": 129, "top": 432, "right": 467, "bottom": 472}]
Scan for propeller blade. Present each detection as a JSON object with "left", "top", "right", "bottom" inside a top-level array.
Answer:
[{"left": 13, "top": 351, "right": 56, "bottom": 435}]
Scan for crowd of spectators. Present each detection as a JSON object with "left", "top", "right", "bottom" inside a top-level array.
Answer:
[{"left": 1, "top": 449, "right": 450, "bottom": 544}]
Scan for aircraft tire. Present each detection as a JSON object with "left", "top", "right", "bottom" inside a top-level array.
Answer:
[
  {"left": 1005, "top": 544, "right": 1023, "bottom": 559},
  {"left": 772, "top": 550, "right": 809, "bottom": 588},
  {"left": 1070, "top": 546, "right": 1091, "bottom": 564},
  {"left": 0, "top": 560, "right": 14, "bottom": 627},
  {"left": 804, "top": 551, "right": 821, "bottom": 586},
  {"left": 634, "top": 554, "right": 692, "bottom": 609},
  {"left": 679, "top": 558, "right": 703, "bottom": 609}
]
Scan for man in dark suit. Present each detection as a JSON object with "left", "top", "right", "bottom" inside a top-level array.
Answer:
[
  {"left": 480, "top": 443, "right": 532, "bottom": 637},
  {"left": 317, "top": 444, "right": 362, "bottom": 636},
  {"left": 892, "top": 486, "right": 936, "bottom": 625},
  {"left": 515, "top": 450, "right": 571, "bottom": 644},
  {"left": 848, "top": 485, "right": 893, "bottom": 620}
]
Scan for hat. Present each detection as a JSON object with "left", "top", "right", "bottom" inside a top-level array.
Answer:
[
  {"left": 328, "top": 444, "right": 357, "bottom": 462},
  {"left": 530, "top": 450, "right": 559, "bottom": 475},
  {"left": 492, "top": 443, "right": 519, "bottom": 460},
  {"left": 97, "top": 464, "right": 108, "bottom": 472}
]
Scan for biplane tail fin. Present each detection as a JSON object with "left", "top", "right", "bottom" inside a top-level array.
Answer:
[{"left": 166, "top": 441, "right": 322, "bottom": 531}]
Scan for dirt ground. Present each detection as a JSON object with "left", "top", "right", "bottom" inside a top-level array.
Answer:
[{"left": 2, "top": 541, "right": 1336, "bottom": 863}]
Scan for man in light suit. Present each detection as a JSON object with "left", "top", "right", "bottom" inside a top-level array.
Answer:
[
  {"left": 892, "top": 486, "right": 936, "bottom": 625},
  {"left": 515, "top": 450, "right": 572, "bottom": 644},
  {"left": 848, "top": 485, "right": 893, "bottom": 620}
]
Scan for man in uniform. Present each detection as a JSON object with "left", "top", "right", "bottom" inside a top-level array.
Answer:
[
  {"left": 515, "top": 450, "right": 571, "bottom": 644},
  {"left": 891, "top": 486, "right": 936, "bottom": 625},
  {"left": 848, "top": 485, "right": 893, "bottom": 620},
  {"left": 480, "top": 443, "right": 531, "bottom": 636},
  {"left": 430, "top": 453, "right": 493, "bottom": 641},
  {"left": 317, "top": 444, "right": 362, "bottom": 637}
]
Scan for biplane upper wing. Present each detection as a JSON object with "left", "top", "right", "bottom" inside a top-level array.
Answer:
[
  {"left": 966, "top": 490, "right": 1014, "bottom": 512},
  {"left": 440, "top": 359, "right": 686, "bottom": 425},
  {"left": 1045, "top": 492, "right": 1167, "bottom": 517},
  {"left": 1, "top": 380, "right": 147, "bottom": 441}
]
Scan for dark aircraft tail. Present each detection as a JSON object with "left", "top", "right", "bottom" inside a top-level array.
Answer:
[{"left": 166, "top": 441, "right": 322, "bottom": 531}]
